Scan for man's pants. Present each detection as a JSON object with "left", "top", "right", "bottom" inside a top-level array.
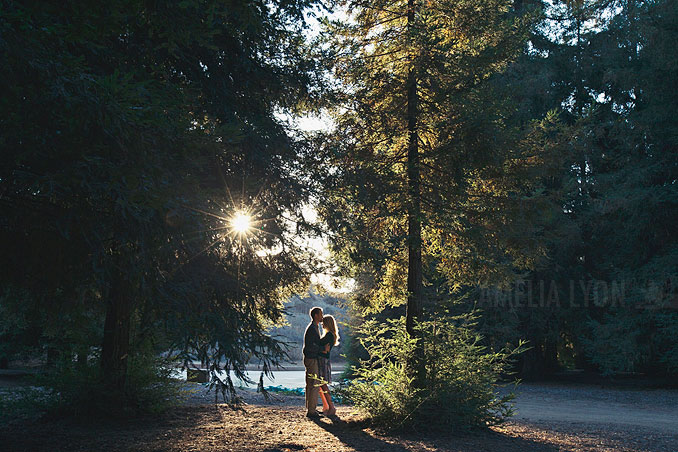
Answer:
[{"left": 304, "top": 357, "right": 320, "bottom": 414}]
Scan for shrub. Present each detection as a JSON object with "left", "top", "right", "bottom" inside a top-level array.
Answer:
[
  {"left": 347, "top": 313, "right": 526, "bottom": 432},
  {"left": 32, "top": 350, "right": 190, "bottom": 418},
  {"left": 0, "top": 385, "right": 57, "bottom": 424}
]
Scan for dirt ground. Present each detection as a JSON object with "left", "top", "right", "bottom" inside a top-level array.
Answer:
[{"left": 1, "top": 383, "right": 677, "bottom": 452}]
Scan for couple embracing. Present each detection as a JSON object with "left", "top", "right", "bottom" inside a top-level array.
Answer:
[{"left": 302, "top": 306, "right": 340, "bottom": 418}]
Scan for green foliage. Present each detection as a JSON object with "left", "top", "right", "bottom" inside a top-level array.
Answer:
[
  {"left": 313, "top": 0, "right": 554, "bottom": 320},
  {"left": 0, "top": 386, "right": 57, "bottom": 425},
  {"left": 655, "top": 311, "right": 678, "bottom": 373},
  {"left": 447, "top": 0, "right": 678, "bottom": 378},
  {"left": 31, "top": 351, "right": 189, "bottom": 418},
  {"left": 0, "top": 0, "right": 325, "bottom": 401},
  {"left": 337, "top": 321, "right": 367, "bottom": 379},
  {"left": 582, "top": 309, "right": 652, "bottom": 376},
  {"left": 0, "top": 285, "right": 104, "bottom": 366},
  {"left": 0, "top": 350, "right": 189, "bottom": 422},
  {"left": 347, "top": 315, "right": 525, "bottom": 432}
]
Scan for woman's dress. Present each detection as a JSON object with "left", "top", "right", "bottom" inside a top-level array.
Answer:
[{"left": 317, "top": 332, "right": 334, "bottom": 383}]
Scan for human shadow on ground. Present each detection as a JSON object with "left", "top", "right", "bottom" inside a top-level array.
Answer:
[
  {"left": 261, "top": 444, "right": 306, "bottom": 452},
  {"left": 301, "top": 415, "right": 562, "bottom": 452},
  {"left": 259, "top": 414, "right": 410, "bottom": 452},
  {"left": 307, "top": 415, "right": 410, "bottom": 452}
]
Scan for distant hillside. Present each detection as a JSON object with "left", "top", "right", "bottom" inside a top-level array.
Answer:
[{"left": 269, "top": 287, "right": 349, "bottom": 364}]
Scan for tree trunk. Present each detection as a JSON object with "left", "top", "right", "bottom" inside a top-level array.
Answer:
[
  {"left": 77, "top": 349, "right": 88, "bottom": 367},
  {"left": 543, "top": 338, "right": 559, "bottom": 374},
  {"left": 405, "top": 0, "right": 425, "bottom": 387},
  {"left": 101, "top": 257, "right": 132, "bottom": 392},
  {"left": 46, "top": 346, "right": 60, "bottom": 367}
]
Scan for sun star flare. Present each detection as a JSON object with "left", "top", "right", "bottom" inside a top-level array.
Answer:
[{"left": 230, "top": 211, "right": 252, "bottom": 234}]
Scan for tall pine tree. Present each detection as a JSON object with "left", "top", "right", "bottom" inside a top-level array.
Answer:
[
  {"left": 315, "top": 0, "right": 550, "bottom": 384},
  {"left": 0, "top": 0, "right": 324, "bottom": 400}
]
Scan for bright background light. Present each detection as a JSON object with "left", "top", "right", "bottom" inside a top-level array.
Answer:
[{"left": 231, "top": 212, "right": 251, "bottom": 234}]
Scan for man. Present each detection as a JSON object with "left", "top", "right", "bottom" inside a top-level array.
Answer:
[{"left": 303, "top": 306, "right": 323, "bottom": 417}]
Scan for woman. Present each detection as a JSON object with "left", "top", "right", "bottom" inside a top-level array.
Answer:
[{"left": 318, "top": 314, "right": 339, "bottom": 416}]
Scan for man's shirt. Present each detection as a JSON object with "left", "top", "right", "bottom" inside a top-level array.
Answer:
[{"left": 302, "top": 322, "right": 321, "bottom": 359}]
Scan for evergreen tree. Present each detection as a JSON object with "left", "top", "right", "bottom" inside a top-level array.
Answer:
[
  {"left": 0, "top": 0, "right": 323, "bottom": 404},
  {"left": 488, "top": 0, "right": 678, "bottom": 376},
  {"left": 575, "top": 0, "right": 678, "bottom": 374},
  {"left": 315, "top": 0, "right": 550, "bottom": 386}
]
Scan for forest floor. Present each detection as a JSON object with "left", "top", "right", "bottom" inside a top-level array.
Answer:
[{"left": 1, "top": 380, "right": 677, "bottom": 452}]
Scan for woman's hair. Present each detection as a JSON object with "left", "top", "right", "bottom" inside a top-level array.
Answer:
[{"left": 322, "top": 315, "right": 340, "bottom": 346}]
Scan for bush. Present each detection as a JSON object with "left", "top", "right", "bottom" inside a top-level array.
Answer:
[
  {"left": 31, "top": 350, "right": 190, "bottom": 418},
  {"left": 346, "top": 313, "right": 526, "bottom": 432},
  {"left": 0, "top": 385, "right": 57, "bottom": 424}
]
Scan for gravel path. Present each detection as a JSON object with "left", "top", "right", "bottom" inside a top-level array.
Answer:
[
  {"left": 178, "top": 382, "right": 678, "bottom": 452},
  {"left": 1, "top": 381, "right": 677, "bottom": 451},
  {"left": 503, "top": 382, "right": 678, "bottom": 435}
]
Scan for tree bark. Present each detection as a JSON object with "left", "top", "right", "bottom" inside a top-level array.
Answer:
[
  {"left": 406, "top": 0, "right": 424, "bottom": 387},
  {"left": 101, "top": 254, "right": 132, "bottom": 392},
  {"left": 543, "top": 338, "right": 559, "bottom": 374}
]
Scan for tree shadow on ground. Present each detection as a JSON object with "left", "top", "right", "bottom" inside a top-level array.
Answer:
[
  {"left": 303, "top": 416, "right": 562, "bottom": 452},
  {"left": 304, "top": 416, "right": 410, "bottom": 452},
  {"left": 262, "top": 444, "right": 306, "bottom": 452}
]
